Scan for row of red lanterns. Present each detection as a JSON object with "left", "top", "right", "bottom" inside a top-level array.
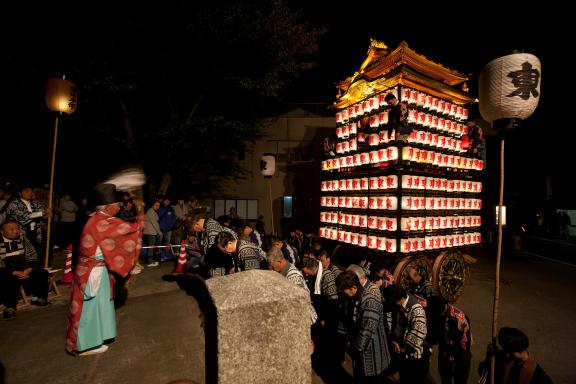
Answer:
[
  {"left": 321, "top": 175, "right": 481, "bottom": 193},
  {"left": 321, "top": 195, "right": 482, "bottom": 211},
  {"left": 401, "top": 87, "right": 469, "bottom": 120},
  {"left": 336, "top": 129, "right": 469, "bottom": 154},
  {"left": 336, "top": 113, "right": 468, "bottom": 139},
  {"left": 335, "top": 87, "right": 468, "bottom": 124},
  {"left": 319, "top": 227, "right": 481, "bottom": 252},
  {"left": 321, "top": 149, "right": 484, "bottom": 171},
  {"left": 320, "top": 212, "right": 482, "bottom": 231}
]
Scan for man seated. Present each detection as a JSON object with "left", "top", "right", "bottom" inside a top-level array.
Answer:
[{"left": 0, "top": 219, "right": 49, "bottom": 319}]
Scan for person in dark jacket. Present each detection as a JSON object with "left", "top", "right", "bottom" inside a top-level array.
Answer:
[
  {"left": 337, "top": 270, "right": 391, "bottom": 383},
  {"left": 478, "top": 327, "right": 552, "bottom": 384},
  {"left": 157, "top": 198, "right": 177, "bottom": 261},
  {"left": 385, "top": 93, "right": 409, "bottom": 141},
  {"left": 0, "top": 219, "right": 49, "bottom": 319},
  {"left": 429, "top": 296, "right": 472, "bottom": 384},
  {"left": 204, "top": 231, "right": 237, "bottom": 277}
]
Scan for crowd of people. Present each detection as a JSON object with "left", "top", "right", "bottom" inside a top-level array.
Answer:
[
  {"left": 170, "top": 211, "right": 551, "bottom": 383},
  {"left": 0, "top": 180, "right": 552, "bottom": 383}
]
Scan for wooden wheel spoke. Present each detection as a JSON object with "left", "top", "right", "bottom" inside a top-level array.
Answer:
[{"left": 433, "top": 251, "right": 468, "bottom": 303}]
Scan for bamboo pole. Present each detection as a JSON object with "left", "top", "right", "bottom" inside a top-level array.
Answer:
[
  {"left": 490, "top": 138, "right": 505, "bottom": 384},
  {"left": 44, "top": 114, "right": 59, "bottom": 269},
  {"left": 267, "top": 177, "right": 275, "bottom": 237}
]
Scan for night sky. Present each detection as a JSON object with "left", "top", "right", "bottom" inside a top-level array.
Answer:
[
  {"left": 283, "top": 1, "right": 571, "bottom": 208},
  {"left": 1, "top": 1, "right": 570, "bottom": 206}
]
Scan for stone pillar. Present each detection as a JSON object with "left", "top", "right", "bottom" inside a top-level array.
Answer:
[{"left": 205, "top": 269, "right": 311, "bottom": 384}]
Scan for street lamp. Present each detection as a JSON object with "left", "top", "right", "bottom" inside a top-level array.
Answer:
[
  {"left": 44, "top": 76, "right": 77, "bottom": 268},
  {"left": 260, "top": 153, "right": 276, "bottom": 237},
  {"left": 479, "top": 52, "right": 541, "bottom": 384}
]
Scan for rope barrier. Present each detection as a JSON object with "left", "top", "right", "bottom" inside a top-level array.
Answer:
[{"left": 141, "top": 244, "right": 184, "bottom": 249}]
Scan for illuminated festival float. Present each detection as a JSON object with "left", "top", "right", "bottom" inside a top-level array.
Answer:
[{"left": 319, "top": 40, "right": 484, "bottom": 302}]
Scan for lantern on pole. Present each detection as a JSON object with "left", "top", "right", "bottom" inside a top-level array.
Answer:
[
  {"left": 44, "top": 76, "right": 77, "bottom": 268},
  {"left": 46, "top": 78, "right": 78, "bottom": 115},
  {"left": 479, "top": 52, "right": 541, "bottom": 384},
  {"left": 260, "top": 154, "right": 276, "bottom": 236}
]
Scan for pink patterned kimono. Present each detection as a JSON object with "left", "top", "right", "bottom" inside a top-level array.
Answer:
[{"left": 65, "top": 211, "right": 143, "bottom": 354}]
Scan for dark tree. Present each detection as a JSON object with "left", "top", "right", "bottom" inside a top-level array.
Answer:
[{"left": 1, "top": 0, "right": 324, "bottom": 197}]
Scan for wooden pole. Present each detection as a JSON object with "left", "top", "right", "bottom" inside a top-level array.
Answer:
[
  {"left": 267, "top": 177, "right": 275, "bottom": 237},
  {"left": 490, "top": 138, "right": 505, "bottom": 384},
  {"left": 44, "top": 114, "right": 59, "bottom": 269}
]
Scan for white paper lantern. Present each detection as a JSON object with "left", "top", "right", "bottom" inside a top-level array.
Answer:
[
  {"left": 408, "top": 110, "right": 419, "bottom": 124},
  {"left": 368, "top": 216, "right": 378, "bottom": 230},
  {"left": 401, "top": 238, "right": 412, "bottom": 253},
  {"left": 349, "top": 139, "right": 357, "bottom": 152},
  {"left": 369, "top": 177, "right": 379, "bottom": 190},
  {"left": 378, "top": 237, "right": 387, "bottom": 251},
  {"left": 367, "top": 235, "right": 377, "bottom": 249},
  {"left": 379, "top": 130, "right": 388, "bottom": 143},
  {"left": 349, "top": 122, "right": 358, "bottom": 135},
  {"left": 350, "top": 232, "right": 358, "bottom": 245},
  {"left": 377, "top": 148, "right": 387, "bottom": 162},
  {"left": 261, "top": 154, "right": 276, "bottom": 177},
  {"left": 479, "top": 53, "right": 541, "bottom": 126},
  {"left": 400, "top": 216, "right": 412, "bottom": 231},
  {"left": 385, "top": 238, "right": 396, "bottom": 253},
  {"left": 358, "top": 234, "right": 367, "bottom": 247},
  {"left": 385, "top": 217, "right": 397, "bottom": 231},
  {"left": 401, "top": 87, "right": 412, "bottom": 102}
]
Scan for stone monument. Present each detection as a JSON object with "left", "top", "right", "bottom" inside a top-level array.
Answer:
[{"left": 204, "top": 269, "right": 311, "bottom": 384}]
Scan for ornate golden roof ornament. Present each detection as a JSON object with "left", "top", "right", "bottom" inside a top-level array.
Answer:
[{"left": 335, "top": 40, "right": 474, "bottom": 109}]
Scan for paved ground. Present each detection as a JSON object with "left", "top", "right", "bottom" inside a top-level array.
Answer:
[
  {"left": 1, "top": 245, "right": 575, "bottom": 383},
  {"left": 0, "top": 254, "right": 204, "bottom": 384},
  {"left": 454, "top": 247, "right": 576, "bottom": 384}
]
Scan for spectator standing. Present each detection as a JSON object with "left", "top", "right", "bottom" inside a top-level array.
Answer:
[
  {"left": 172, "top": 198, "right": 190, "bottom": 245},
  {"left": 58, "top": 193, "right": 78, "bottom": 248},
  {"left": 5, "top": 183, "right": 51, "bottom": 265},
  {"left": 76, "top": 197, "right": 93, "bottom": 230},
  {"left": 158, "top": 198, "right": 177, "bottom": 261},
  {"left": 143, "top": 201, "right": 162, "bottom": 267}
]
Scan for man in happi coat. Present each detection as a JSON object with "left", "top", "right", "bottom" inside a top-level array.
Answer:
[
  {"left": 337, "top": 270, "right": 391, "bottom": 383},
  {"left": 65, "top": 183, "right": 144, "bottom": 355}
]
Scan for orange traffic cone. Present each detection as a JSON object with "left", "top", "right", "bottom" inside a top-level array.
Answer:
[
  {"left": 59, "top": 244, "right": 74, "bottom": 284},
  {"left": 174, "top": 240, "right": 187, "bottom": 274}
]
